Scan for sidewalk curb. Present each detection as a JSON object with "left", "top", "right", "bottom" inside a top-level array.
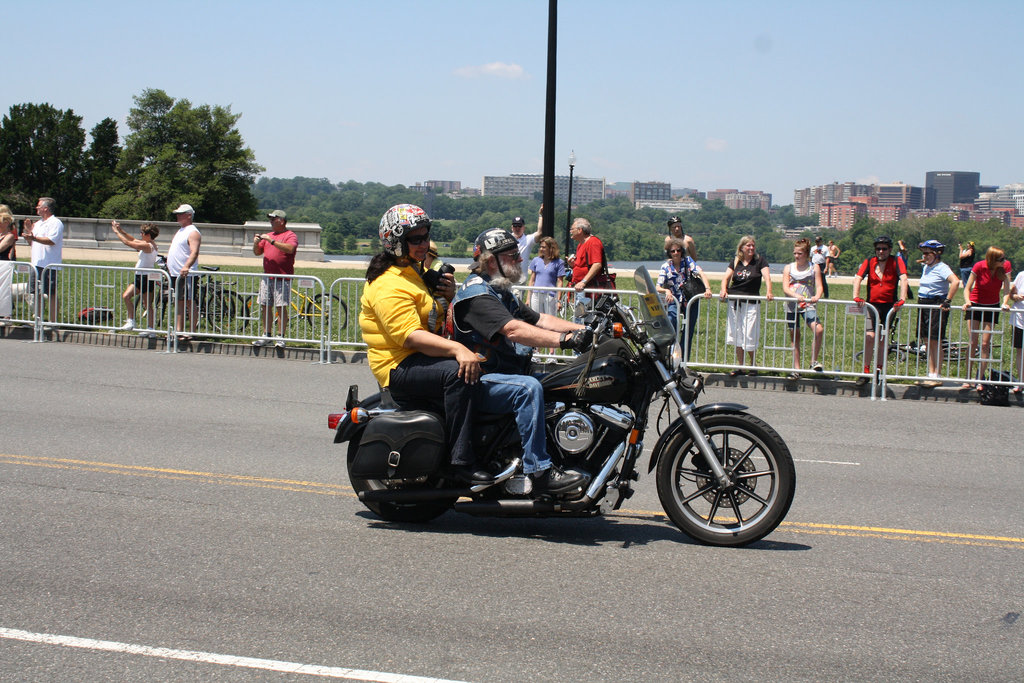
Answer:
[
  {"left": 703, "top": 372, "right": 1023, "bottom": 406},
  {"left": 3, "top": 324, "right": 1020, "bottom": 407}
]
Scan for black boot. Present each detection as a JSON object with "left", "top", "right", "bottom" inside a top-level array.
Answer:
[
  {"left": 447, "top": 465, "right": 494, "bottom": 484},
  {"left": 532, "top": 465, "right": 587, "bottom": 495}
]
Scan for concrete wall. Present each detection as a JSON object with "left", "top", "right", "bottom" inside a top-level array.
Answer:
[{"left": 14, "top": 215, "right": 326, "bottom": 262}]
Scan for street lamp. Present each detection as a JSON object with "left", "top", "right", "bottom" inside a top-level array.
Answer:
[{"left": 564, "top": 150, "right": 576, "bottom": 257}]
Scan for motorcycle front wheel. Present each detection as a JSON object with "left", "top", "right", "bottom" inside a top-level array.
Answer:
[
  {"left": 346, "top": 440, "right": 453, "bottom": 523},
  {"left": 656, "top": 413, "right": 795, "bottom": 547}
]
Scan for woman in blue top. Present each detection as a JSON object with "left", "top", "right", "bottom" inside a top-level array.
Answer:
[
  {"left": 657, "top": 237, "right": 711, "bottom": 359},
  {"left": 526, "top": 236, "right": 566, "bottom": 316},
  {"left": 915, "top": 240, "right": 960, "bottom": 387}
]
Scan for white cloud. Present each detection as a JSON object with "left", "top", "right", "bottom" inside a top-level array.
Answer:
[
  {"left": 704, "top": 138, "right": 728, "bottom": 152},
  {"left": 453, "top": 62, "right": 527, "bottom": 79}
]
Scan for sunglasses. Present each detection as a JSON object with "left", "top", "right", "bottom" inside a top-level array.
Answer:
[
  {"left": 668, "top": 249, "right": 682, "bottom": 254},
  {"left": 405, "top": 233, "right": 430, "bottom": 245},
  {"left": 875, "top": 246, "right": 890, "bottom": 251}
]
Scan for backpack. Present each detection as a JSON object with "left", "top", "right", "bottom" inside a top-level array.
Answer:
[
  {"left": 77, "top": 307, "right": 114, "bottom": 326},
  {"left": 979, "top": 371, "right": 1011, "bottom": 407},
  {"left": 859, "top": 256, "right": 907, "bottom": 303}
]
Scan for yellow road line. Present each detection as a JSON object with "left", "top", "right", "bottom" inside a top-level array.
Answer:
[
  {"left": 4, "top": 454, "right": 1023, "bottom": 549},
  {"left": 0, "top": 454, "right": 356, "bottom": 498}
]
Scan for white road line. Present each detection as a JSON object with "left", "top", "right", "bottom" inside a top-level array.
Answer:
[
  {"left": 795, "top": 458, "right": 861, "bottom": 466},
  {"left": 0, "top": 627, "right": 469, "bottom": 683}
]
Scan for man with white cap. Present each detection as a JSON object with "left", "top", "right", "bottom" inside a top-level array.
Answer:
[
  {"left": 252, "top": 209, "right": 298, "bottom": 347},
  {"left": 168, "top": 203, "right": 202, "bottom": 340}
]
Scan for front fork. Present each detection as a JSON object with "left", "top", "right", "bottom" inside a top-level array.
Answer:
[{"left": 648, "top": 347, "right": 732, "bottom": 490}]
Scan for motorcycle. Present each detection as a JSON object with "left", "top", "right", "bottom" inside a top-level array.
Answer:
[{"left": 329, "top": 267, "right": 795, "bottom": 547}]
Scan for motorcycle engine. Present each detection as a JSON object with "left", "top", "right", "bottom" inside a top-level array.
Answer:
[
  {"left": 551, "top": 405, "right": 634, "bottom": 456},
  {"left": 553, "top": 410, "right": 595, "bottom": 454}
]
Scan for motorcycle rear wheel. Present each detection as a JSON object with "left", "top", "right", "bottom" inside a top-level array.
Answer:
[
  {"left": 656, "top": 413, "right": 795, "bottom": 547},
  {"left": 346, "top": 440, "right": 453, "bottom": 523}
]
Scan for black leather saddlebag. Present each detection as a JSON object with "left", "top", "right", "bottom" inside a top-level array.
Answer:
[{"left": 350, "top": 411, "right": 445, "bottom": 479}]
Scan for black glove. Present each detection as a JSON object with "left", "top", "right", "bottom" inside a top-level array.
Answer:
[{"left": 559, "top": 328, "right": 594, "bottom": 351}]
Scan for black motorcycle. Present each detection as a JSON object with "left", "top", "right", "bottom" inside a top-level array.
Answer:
[{"left": 330, "top": 267, "right": 795, "bottom": 547}]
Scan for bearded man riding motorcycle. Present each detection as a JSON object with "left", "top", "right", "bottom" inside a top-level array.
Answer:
[{"left": 451, "top": 228, "right": 593, "bottom": 495}]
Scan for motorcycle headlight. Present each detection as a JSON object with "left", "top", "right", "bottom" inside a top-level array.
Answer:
[{"left": 669, "top": 341, "right": 683, "bottom": 372}]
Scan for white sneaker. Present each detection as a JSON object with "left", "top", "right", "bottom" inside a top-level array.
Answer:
[
  {"left": 120, "top": 320, "right": 135, "bottom": 331},
  {"left": 252, "top": 337, "right": 269, "bottom": 347},
  {"left": 274, "top": 338, "right": 285, "bottom": 348}
]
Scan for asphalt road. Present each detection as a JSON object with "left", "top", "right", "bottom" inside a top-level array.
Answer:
[{"left": 1, "top": 341, "right": 1022, "bottom": 682}]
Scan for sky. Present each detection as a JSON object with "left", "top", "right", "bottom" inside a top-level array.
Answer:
[{"left": 7, "top": 0, "right": 1022, "bottom": 205}]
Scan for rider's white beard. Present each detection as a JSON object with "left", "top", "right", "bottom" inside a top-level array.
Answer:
[{"left": 489, "top": 261, "right": 524, "bottom": 290}]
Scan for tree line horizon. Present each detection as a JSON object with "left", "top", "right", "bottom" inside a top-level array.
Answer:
[{"left": 2, "top": 90, "right": 1019, "bottom": 274}]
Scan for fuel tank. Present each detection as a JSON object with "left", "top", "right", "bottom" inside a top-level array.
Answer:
[{"left": 538, "top": 338, "right": 635, "bottom": 405}]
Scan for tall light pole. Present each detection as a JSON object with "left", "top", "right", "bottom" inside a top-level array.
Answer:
[{"left": 564, "top": 150, "right": 576, "bottom": 257}]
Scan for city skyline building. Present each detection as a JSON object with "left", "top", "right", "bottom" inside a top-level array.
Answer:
[
  {"left": 925, "top": 171, "right": 980, "bottom": 209},
  {"left": 481, "top": 173, "right": 606, "bottom": 204},
  {"left": 631, "top": 181, "right": 671, "bottom": 202}
]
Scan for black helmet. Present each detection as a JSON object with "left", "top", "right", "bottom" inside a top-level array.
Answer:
[
  {"left": 473, "top": 228, "right": 518, "bottom": 259},
  {"left": 873, "top": 235, "right": 893, "bottom": 247},
  {"left": 667, "top": 216, "right": 681, "bottom": 226}
]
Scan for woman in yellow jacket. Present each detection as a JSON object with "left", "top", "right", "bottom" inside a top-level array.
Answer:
[{"left": 359, "top": 204, "right": 484, "bottom": 481}]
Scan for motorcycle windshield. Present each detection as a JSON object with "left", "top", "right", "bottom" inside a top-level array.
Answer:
[{"left": 632, "top": 267, "right": 676, "bottom": 346}]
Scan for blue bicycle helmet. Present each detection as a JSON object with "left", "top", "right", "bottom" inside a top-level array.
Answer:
[{"left": 918, "top": 239, "right": 945, "bottom": 252}]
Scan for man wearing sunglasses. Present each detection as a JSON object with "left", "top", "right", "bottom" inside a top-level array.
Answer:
[{"left": 852, "top": 235, "right": 908, "bottom": 385}]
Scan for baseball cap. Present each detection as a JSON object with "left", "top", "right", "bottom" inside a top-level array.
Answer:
[
  {"left": 267, "top": 209, "right": 287, "bottom": 219},
  {"left": 511, "top": 216, "right": 525, "bottom": 226},
  {"left": 172, "top": 204, "right": 195, "bottom": 215}
]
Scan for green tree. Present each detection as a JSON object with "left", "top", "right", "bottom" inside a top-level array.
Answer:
[
  {"left": 102, "top": 89, "right": 264, "bottom": 223},
  {"left": 0, "top": 103, "right": 88, "bottom": 214},
  {"left": 85, "top": 117, "right": 121, "bottom": 214}
]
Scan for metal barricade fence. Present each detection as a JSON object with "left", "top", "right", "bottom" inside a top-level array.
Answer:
[
  {"left": 881, "top": 302, "right": 1021, "bottom": 396},
  {"left": 1, "top": 261, "right": 39, "bottom": 331},
  {"left": 11, "top": 263, "right": 1022, "bottom": 399},
  {"left": 38, "top": 263, "right": 173, "bottom": 345},
  {"left": 166, "top": 269, "right": 328, "bottom": 358},
  {"left": 325, "top": 277, "right": 362, "bottom": 351},
  {"left": 682, "top": 295, "right": 881, "bottom": 393}
]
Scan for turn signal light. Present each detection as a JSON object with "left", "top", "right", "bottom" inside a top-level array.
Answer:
[{"left": 611, "top": 323, "right": 624, "bottom": 338}]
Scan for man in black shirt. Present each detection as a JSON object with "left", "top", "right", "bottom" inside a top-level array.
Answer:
[{"left": 452, "top": 229, "right": 592, "bottom": 495}]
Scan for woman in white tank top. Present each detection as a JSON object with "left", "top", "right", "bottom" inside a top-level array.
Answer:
[
  {"left": 111, "top": 220, "right": 161, "bottom": 335},
  {"left": 782, "top": 238, "right": 825, "bottom": 378}
]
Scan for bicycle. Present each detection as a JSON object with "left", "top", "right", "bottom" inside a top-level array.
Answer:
[
  {"left": 854, "top": 316, "right": 968, "bottom": 364},
  {"left": 233, "top": 278, "right": 347, "bottom": 336},
  {"left": 142, "top": 265, "right": 242, "bottom": 335}
]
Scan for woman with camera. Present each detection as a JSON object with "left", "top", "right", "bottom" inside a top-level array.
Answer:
[{"left": 657, "top": 236, "right": 711, "bottom": 359}]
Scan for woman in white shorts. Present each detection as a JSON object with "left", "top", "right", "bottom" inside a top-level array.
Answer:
[{"left": 720, "top": 235, "right": 773, "bottom": 376}]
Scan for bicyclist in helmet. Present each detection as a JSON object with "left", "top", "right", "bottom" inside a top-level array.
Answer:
[
  {"left": 359, "top": 204, "right": 489, "bottom": 482},
  {"left": 851, "top": 235, "right": 908, "bottom": 386},
  {"left": 915, "top": 240, "right": 960, "bottom": 387}
]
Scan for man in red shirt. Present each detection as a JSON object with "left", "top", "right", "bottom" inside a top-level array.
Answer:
[
  {"left": 569, "top": 217, "right": 608, "bottom": 301},
  {"left": 253, "top": 209, "right": 298, "bottom": 347},
  {"left": 852, "top": 235, "right": 908, "bottom": 385}
]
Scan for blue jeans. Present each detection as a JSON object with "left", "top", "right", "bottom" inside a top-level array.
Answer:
[
  {"left": 668, "top": 298, "right": 701, "bottom": 360},
  {"left": 477, "top": 373, "right": 549, "bottom": 474}
]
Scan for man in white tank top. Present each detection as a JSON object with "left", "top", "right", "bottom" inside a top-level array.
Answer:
[{"left": 168, "top": 204, "right": 202, "bottom": 338}]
